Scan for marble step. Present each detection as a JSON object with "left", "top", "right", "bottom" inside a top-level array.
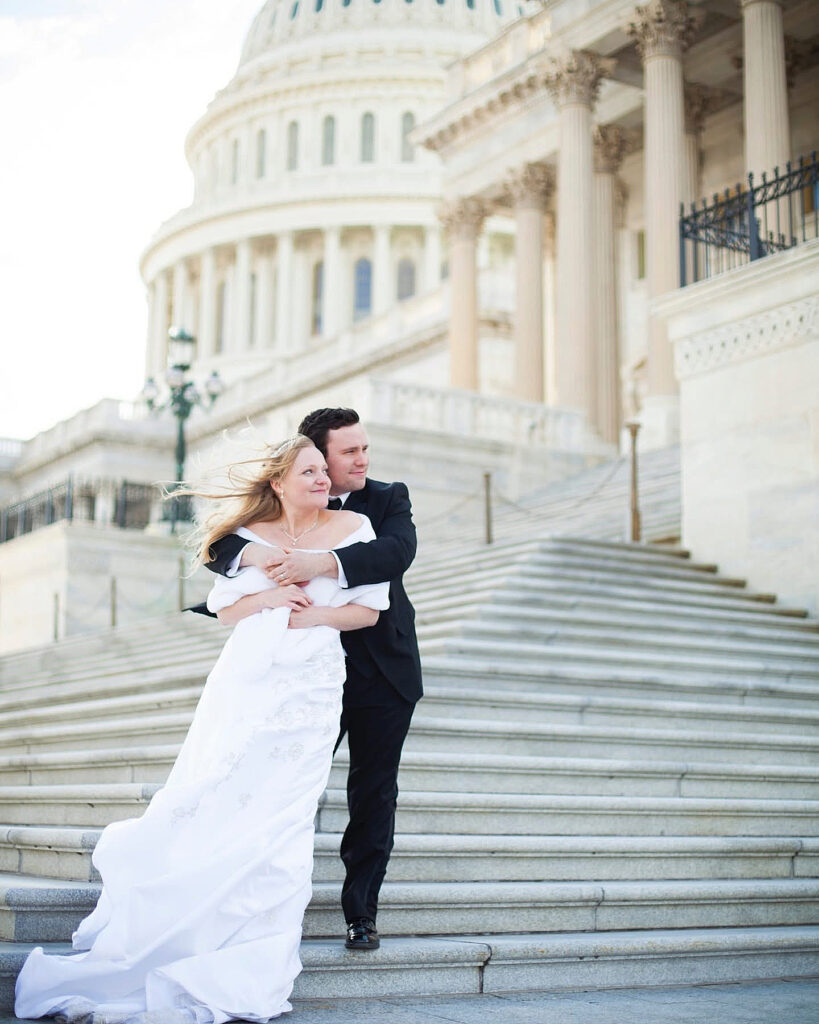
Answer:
[
  {"left": 4, "top": 780, "right": 811, "bottom": 834},
  {"left": 419, "top": 636, "right": 819, "bottom": 686},
  {"left": 4, "top": 824, "right": 818, "bottom": 885},
  {"left": 3, "top": 746, "right": 819, "bottom": 801},
  {"left": 5, "top": 708, "right": 819, "bottom": 766},
  {"left": 417, "top": 616, "right": 819, "bottom": 668},
  {"left": 3, "top": 925, "right": 818, "bottom": 1010},
  {"left": 421, "top": 656, "right": 819, "bottom": 708},
  {"left": 7, "top": 681, "right": 819, "bottom": 740},
  {"left": 2, "top": 873, "right": 818, "bottom": 943}
]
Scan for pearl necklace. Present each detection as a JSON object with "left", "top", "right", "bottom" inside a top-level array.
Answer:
[{"left": 278, "top": 513, "right": 320, "bottom": 546}]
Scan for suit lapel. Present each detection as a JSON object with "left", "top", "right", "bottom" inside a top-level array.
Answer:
[{"left": 343, "top": 483, "right": 369, "bottom": 514}]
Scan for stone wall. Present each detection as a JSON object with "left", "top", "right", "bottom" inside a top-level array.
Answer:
[{"left": 658, "top": 239, "right": 819, "bottom": 615}]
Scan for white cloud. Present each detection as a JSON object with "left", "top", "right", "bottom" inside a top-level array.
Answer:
[{"left": 0, "top": 0, "right": 260, "bottom": 440}]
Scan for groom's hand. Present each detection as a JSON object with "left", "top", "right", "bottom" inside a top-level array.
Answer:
[{"left": 268, "top": 550, "right": 338, "bottom": 587}]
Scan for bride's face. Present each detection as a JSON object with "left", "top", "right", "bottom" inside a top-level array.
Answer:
[{"left": 273, "top": 445, "right": 331, "bottom": 510}]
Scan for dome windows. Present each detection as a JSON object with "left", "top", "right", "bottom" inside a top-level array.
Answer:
[
  {"left": 231, "top": 139, "right": 240, "bottom": 185},
  {"left": 493, "top": 0, "right": 503, "bottom": 12},
  {"left": 397, "top": 259, "right": 416, "bottom": 301},
  {"left": 322, "top": 116, "right": 336, "bottom": 166},
  {"left": 361, "top": 113, "right": 375, "bottom": 163},
  {"left": 311, "top": 261, "right": 324, "bottom": 335},
  {"left": 401, "top": 112, "right": 415, "bottom": 162},
  {"left": 287, "top": 121, "right": 299, "bottom": 170},
  {"left": 256, "top": 129, "right": 267, "bottom": 178},
  {"left": 466, "top": 0, "right": 475, "bottom": 7},
  {"left": 290, "top": 2, "right": 299, "bottom": 19},
  {"left": 315, "top": 0, "right": 324, "bottom": 9},
  {"left": 354, "top": 259, "right": 372, "bottom": 320}
]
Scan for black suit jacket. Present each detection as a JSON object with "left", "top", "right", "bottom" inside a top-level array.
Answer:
[{"left": 202, "top": 478, "right": 423, "bottom": 704}]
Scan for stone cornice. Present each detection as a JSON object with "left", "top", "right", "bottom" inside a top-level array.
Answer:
[
  {"left": 627, "top": 0, "right": 703, "bottom": 61},
  {"left": 674, "top": 293, "right": 817, "bottom": 377}
]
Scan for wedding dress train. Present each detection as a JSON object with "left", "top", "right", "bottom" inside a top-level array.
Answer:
[{"left": 15, "top": 517, "right": 388, "bottom": 1024}]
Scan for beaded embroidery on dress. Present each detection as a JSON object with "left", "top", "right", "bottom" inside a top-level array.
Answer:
[{"left": 15, "top": 516, "right": 389, "bottom": 1024}]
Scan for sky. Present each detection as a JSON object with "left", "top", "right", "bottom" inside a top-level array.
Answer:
[{"left": 0, "top": 0, "right": 261, "bottom": 440}]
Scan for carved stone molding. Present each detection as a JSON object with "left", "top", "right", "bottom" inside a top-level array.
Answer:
[
  {"left": 503, "top": 162, "right": 555, "bottom": 208},
  {"left": 674, "top": 294, "right": 818, "bottom": 378},
  {"left": 627, "top": 0, "right": 703, "bottom": 61},
  {"left": 684, "top": 82, "right": 712, "bottom": 135},
  {"left": 543, "top": 50, "right": 616, "bottom": 109},
  {"left": 593, "top": 124, "right": 630, "bottom": 175},
  {"left": 437, "top": 197, "right": 489, "bottom": 240}
]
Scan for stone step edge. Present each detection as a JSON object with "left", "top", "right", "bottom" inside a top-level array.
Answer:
[
  {"left": 3, "top": 874, "right": 819, "bottom": 909},
  {"left": 2, "top": 925, "right": 817, "bottom": 1009},
  {"left": 4, "top": 825, "right": 818, "bottom": 857},
  {"left": 5, "top": 747, "right": 819, "bottom": 783}
]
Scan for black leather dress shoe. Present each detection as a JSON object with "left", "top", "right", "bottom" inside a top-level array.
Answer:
[{"left": 345, "top": 918, "right": 380, "bottom": 949}]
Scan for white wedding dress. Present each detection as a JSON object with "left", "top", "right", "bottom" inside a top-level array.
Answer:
[{"left": 15, "top": 516, "right": 389, "bottom": 1024}]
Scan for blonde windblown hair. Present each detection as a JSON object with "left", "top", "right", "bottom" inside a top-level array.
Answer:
[{"left": 181, "top": 434, "right": 316, "bottom": 569}]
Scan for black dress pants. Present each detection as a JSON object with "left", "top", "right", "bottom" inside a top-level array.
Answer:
[{"left": 335, "top": 691, "right": 415, "bottom": 925}]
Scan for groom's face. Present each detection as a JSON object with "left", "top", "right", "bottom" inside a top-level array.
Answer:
[{"left": 324, "top": 423, "right": 370, "bottom": 495}]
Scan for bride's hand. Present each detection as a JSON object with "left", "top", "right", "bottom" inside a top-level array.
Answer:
[
  {"left": 287, "top": 605, "right": 329, "bottom": 629},
  {"left": 262, "top": 585, "right": 312, "bottom": 611}
]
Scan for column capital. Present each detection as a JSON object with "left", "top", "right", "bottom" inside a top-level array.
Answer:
[
  {"left": 543, "top": 50, "right": 615, "bottom": 109},
  {"left": 504, "top": 161, "right": 555, "bottom": 208},
  {"left": 593, "top": 124, "right": 630, "bottom": 175},
  {"left": 438, "top": 197, "right": 489, "bottom": 240},
  {"left": 627, "top": 0, "right": 702, "bottom": 61},
  {"left": 739, "top": 0, "right": 783, "bottom": 8},
  {"left": 683, "top": 82, "right": 714, "bottom": 135}
]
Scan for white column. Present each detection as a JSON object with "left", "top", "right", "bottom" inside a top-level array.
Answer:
[
  {"left": 593, "top": 126, "right": 628, "bottom": 444},
  {"left": 741, "top": 0, "right": 790, "bottom": 178},
  {"left": 198, "top": 249, "right": 216, "bottom": 358},
  {"left": 423, "top": 225, "right": 442, "bottom": 293},
  {"left": 323, "top": 227, "right": 342, "bottom": 339},
  {"left": 545, "top": 50, "right": 612, "bottom": 418},
  {"left": 628, "top": 0, "right": 699, "bottom": 436},
  {"left": 144, "top": 282, "right": 157, "bottom": 379},
  {"left": 683, "top": 84, "right": 709, "bottom": 208},
  {"left": 171, "top": 260, "right": 189, "bottom": 332},
  {"left": 275, "top": 232, "right": 294, "bottom": 351},
  {"left": 233, "top": 239, "right": 252, "bottom": 353},
  {"left": 543, "top": 214, "right": 557, "bottom": 406},
  {"left": 506, "top": 163, "right": 554, "bottom": 403},
  {"left": 151, "top": 271, "right": 169, "bottom": 377},
  {"left": 372, "top": 225, "right": 392, "bottom": 316},
  {"left": 440, "top": 198, "right": 487, "bottom": 391},
  {"left": 256, "top": 247, "right": 275, "bottom": 348}
]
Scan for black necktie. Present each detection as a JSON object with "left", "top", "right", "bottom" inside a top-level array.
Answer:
[{"left": 328, "top": 498, "right": 343, "bottom": 511}]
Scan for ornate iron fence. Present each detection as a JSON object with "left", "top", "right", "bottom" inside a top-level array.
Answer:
[
  {"left": 0, "top": 478, "right": 163, "bottom": 544},
  {"left": 679, "top": 151, "right": 819, "bottom": 286}
]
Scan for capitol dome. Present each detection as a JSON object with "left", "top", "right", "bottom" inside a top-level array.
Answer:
[{"left": 140, "top": 0, "right": 520, "bottom": 391}]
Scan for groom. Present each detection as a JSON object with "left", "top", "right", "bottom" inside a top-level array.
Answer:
[{"left": 203, "top": 407, "right": 423, "bottom": 951}]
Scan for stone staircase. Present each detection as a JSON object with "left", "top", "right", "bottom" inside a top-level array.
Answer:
[{"left": 2, "top": 451, "right": 819, "bottom": 1007}]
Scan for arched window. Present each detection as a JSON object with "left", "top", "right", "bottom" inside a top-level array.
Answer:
[
  {"left": 290, "top": 1, "right": 299, "bottom": 18},
  {"left": 397, "top": 259, "right": 416, "bottom": 300},
  {"left": 361, "top": 112, "right": 375, "bottom": 163},
  {"left": 316, "top": 0, "right": 324, "bottom": 9},
  {"left": 342, "top": 0, "right": 352, "bottom": 6},
  {"left": 256, "top": 129, "right": 266, "bottom": 178},
  {"left": 354, "top": 258, "right": 372, "bottom": 320},
  {"left": 287, "top": 121, "right": 299, "bottom": 170},
  {"left": 322, "top": 115, "right": 336, "bottom": 166},
  {"left": 493, "top": 0, "right": 502, "bottom": 12},
  {"left": 466, "top": 0, "right": 474, "bottom": 8},
  {"left": 401, "top": 112, "right": 415, "bottom": 162},
  {"left": 231, "top": 139, "right": 239, "bottom": 184},
  {"left": 311, "top": 261, "right": 324, "bottom": 335}
]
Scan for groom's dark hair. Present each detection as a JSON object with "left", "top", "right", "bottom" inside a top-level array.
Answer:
[{"left": 298, "top": 407, "right": 360, "bottom": 456}]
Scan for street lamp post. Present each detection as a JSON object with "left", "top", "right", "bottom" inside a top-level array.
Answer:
[{"left": 141, "top": 326, "right": 224, "bottom": 533}]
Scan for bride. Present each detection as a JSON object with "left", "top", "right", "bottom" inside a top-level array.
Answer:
[{"left": 15, "top": 436, "right": 389, "bottom": 1024}]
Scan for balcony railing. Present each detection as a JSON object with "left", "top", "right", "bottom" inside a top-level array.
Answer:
[
  {"left": 679, "top": 151, "right": 819, "bottom": 286},
  {"left": 0, "top": 478, "right": 166, "bottom": 545}
]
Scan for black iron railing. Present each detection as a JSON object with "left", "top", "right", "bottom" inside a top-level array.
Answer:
[
  {"left": 679, "top": 151, "right": 819, "bottom": 286},
  {"left": 0, "top": 478, "right": 163, "bottom": 544}
]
